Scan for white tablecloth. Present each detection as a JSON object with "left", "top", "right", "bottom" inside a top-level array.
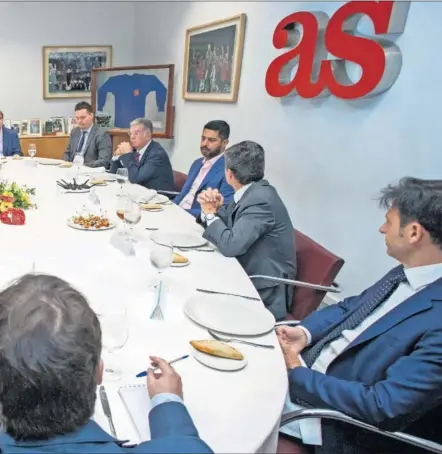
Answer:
[{"left": 0, "top": 158, "right": 288, "bottom": 453}]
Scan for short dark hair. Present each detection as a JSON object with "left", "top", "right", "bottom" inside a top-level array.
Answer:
[
  {"left": 0, "top": 274, "right": 101, "bottom": 440},
  {"left": 203, "top": 120, "right": 230, "bottom": 141},
  {"left": 379, "top": 177, "right": 442, "bottom": 248},
  {"left": 225, "top": 140, "right": 265, "bottom": 185},
  {"left": 74, "top": 101, "right": 93, "bottom": 113}
]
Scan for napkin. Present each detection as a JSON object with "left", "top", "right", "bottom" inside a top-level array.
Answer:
[{"left": 80, "top": 166, "right": 106, "bottom": 175}]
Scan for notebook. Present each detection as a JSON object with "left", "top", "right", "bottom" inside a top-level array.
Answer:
[{"left": 118, "top": 384, "right": 152, "bottom": 442}]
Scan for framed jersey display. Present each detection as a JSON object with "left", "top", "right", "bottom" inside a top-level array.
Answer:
[{"left": 91, "top": 64, "right": 174, "bottom": 139}]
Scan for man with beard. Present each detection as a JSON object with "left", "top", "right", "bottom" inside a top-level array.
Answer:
[{"left": 174, "top": 120, "right": 234, "bottom": 217}]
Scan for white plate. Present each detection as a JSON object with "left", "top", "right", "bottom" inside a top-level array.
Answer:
[
  {"left": 63, "top": 189, "right": 91, "bottom": 194},
  {"left": 37, "top": 158, "right": 63, "bottom": 166},
  {"left": 141, "top": 206, "right": 164, "bottom": 212},
  {"left": 152, "top": 231, "right": 207, "bottom": 248},
  {"left": 150, "top": 194, "right": 169, "bottom": 204},
  {"left": 67, "top": 218, "right": 116, "bottom": 231},
  {"left": 184, "top": 294, "right": 275, "bottom": 336},
  {"left": 171, "top": 258, "right": 190, "bottom": 268},
  {"left": 191, "top": 346, "right": 247, "bottom": 371},
  {"left": 101, "top": 173, "right": 117, "bottom": 181}
]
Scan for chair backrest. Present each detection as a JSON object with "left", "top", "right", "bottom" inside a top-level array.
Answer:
[
  {"left": 173, "top": 170, "right": 187, "bottom": 192},
  {"left": 291, "top": 229, "right": 345, "bottom": 320}
]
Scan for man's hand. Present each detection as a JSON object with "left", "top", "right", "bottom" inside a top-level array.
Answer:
[
  {"left": 116, "top": 142, "right": 133, "bottom": 156},
  {"left": 276, "top": 326, "right": 308, "bottom": 353},
  {"left": 279, "top": 340, "right": 303, "bottom": 369},
  {"left": 146, "top": 356, "right": 183, "bottom": 399},
  {"left": 197, "top": 188, "right": 224, "bottom": 214}
]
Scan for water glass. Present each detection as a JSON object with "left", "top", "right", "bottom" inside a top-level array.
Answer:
[
  {"left": 116, "top": 168, "right": 129, "bottom": 195},
  {"left": 28, "top": 144, "right": 37, "bottom": 165},
  {"left": 124, "top": 201, "right": 141, "bottom": 242}
]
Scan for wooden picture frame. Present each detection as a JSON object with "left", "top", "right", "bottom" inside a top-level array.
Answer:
[
  {"left": 91, "top": 64, "right": 175, "bottom": 138},
  {"left": 182, "top": 14, "right": 246, "bottom": 103},
  {"left": 28, "top": 119, "right": 42, "bottom": 136},
  {"left": 43, "top": 45, "right": 112, "bottom": 99}
]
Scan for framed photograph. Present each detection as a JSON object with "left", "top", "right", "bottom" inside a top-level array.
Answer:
[
  {"left": 29, "top": 119, "right": 42, "bottom": 136},
  {"left": 91, "top": 64, "right": 174, "bottom": 138},
  {"left": 20, "top": 120, "right": 29, "bottom": 136},
  {"left": 51, "top": 117, "right": 66, "bottom": 134},
  {"left": 66, "top": 117, "right": 76, "bottom": 134},
  {"left": 182, "top": 14, "right": 246, "bottom": 103},
  {"left": 43, "top": 45, "right": 112, "bottom": 99},
  {"left": 3, "top": 120, "right": 11, "bottom": 129},
  {"left": 10, "top": 121, "right": 21, "bottom": 135}
]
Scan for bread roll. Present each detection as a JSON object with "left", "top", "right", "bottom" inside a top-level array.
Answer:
[
  {"left": 59, "top": 162, "right": 73, "bottom": 168},
  {"left": 140, "top": 203, "right": 162, "bottom": 210},
  {"left": 173, "top": 252, "right": 189, "bottom": 264},
  {"left": 190, "top": 340, "right": 244, "bottom": 360}
]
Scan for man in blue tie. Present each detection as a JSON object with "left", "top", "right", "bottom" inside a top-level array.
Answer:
[
  {"left": 0, "top": 274, "right": 212, "bottom": 454},
  {"left": 0, "top": 111, "right": 22, "bottom": 157},
  {"left": 277, "top": 177, "right": 442, "bottom": 454},
  {"left": 62, "top": 101, "right": 112, "bottom": 168}
]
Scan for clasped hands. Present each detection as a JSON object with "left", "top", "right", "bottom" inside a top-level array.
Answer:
[
  {"left": 114, "top": 141, "right": 133, "bottom": 157},
  {"left": 276, "top": 326, "right": 308, "bottom": 370},
  {"left": 197, "top": 188, "right": 224, "bottom": 215}
]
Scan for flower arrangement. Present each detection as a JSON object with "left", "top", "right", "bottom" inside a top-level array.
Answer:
[{"left": 0, "top": 182, "right": 35, "bottom": 225}]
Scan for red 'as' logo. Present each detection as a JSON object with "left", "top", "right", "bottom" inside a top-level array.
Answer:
[{"left": 265, "top": 1, "right": 410, "bottom": 100}]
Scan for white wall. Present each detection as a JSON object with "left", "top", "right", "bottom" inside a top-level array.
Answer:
[
  {"left": 0, "top": 1, "right": 135, "bottom": 120},
  {"left": 133, "top": 1, "right": 442, "bottom": 298}
]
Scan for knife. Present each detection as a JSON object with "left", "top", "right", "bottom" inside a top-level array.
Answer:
[
  {"left": 196, "top": 288, "right": 261, "bottom": 301},
  {"left": 99, "top": 385, "right": 117, "bottom": 438}
]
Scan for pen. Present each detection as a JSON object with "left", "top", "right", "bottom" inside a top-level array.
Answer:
[{"left": 136, "top": 354, "right": 190, "bottom": 378}]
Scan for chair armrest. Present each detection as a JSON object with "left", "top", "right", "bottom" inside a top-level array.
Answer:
[
  {"left": 156, "top": 190, "right": 179, "bottom": 197},
  {"left": 249, "top": 275, "right": 343, "bottom": 294},
  {"left": 280, "top": 409, "right": 442, "bottom": 454}
]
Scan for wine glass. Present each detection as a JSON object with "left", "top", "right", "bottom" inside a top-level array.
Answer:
[
  {"left": 116, "top": 168, "right": 129, "bottom": 196},
  {"left": 100, "top": 305, "right": 129, "bottom": 381},
  {"left": 149, "top": 237, "right": 173, "bottom": 320},
  {"left": 124, "top": 200, "right": 141, "bottom": 242},
  {"left": 73, "top": 153, "right": 84, "bottom": 177},
  {"left": 28, "top": 144, "right": 36, "bottom": 165},
  {"left": 116, "top": 194, "right": 131, "bottom": 234}
]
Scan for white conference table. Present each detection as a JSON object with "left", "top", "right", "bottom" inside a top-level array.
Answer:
[{"left": 0, "top": 158, "right": 288, "bottom": 453}]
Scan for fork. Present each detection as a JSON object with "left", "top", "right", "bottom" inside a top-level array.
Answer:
[{"left": 208, "top": 329, "right": 275, "bottom": 349}]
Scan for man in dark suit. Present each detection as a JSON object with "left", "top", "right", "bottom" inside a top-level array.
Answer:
[
  {"left": 277, "top": 177, "right": 442, "bottom": 454},
  {"left": 174, "top": 120, "right": 234, "bottom": 218},
  {"left": 197, "top": 140, "right": 296, "bottom": 320},
  {"left": 0, "top": 274, "right": 212, "bottom": 454},
  {"left": 0, "top": 111, "right": 22, "bottom": 157},
  {"left": 110, "top": 118, "right": 175, "bottom": 191},
  {"left": 62, "top": 101, "right": 112, "bottom": 168}
]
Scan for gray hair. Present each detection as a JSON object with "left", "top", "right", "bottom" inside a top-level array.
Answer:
[
  {"left": 378, "top": 177, "right": 442, "bottom": 249},
  {"left": 225, "top": 141, "right": 265, "bottom": 185},
  {"left": 0, "top": 274, "right": 101, "bottom": 440},
  {"left": 130, "top": 118, "right": 153, "bottom": 133}
]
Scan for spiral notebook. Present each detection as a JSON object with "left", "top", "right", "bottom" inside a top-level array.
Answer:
[{"left": 118, "top": 384, "right": 152, "bottom": 442}]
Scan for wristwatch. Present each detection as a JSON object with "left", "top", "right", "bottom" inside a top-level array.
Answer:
[{"left": 205, "top": 213, "right": 216, "bottom": 222}]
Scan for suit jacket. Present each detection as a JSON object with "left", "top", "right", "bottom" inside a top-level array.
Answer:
[
  {"left": 63, "top": 125, "right": 112, "bottom": 168},
  {"left": 289, "top": 266, "right": 442, "bottom": 454},
  {"left": 110, "top": 140, "right": 175, "bottom": 192},
  {"left": 174, "top": 155, "right": 234, "bottom": 217},
  {"left": 0, "top": 401, "right": 213, "bottom": 453},
  {"left": 1, "top": 126, "right": 22, "bottom": 157},
  {"left": 202, "top": 180, "right": 296, "bottom": 320}
]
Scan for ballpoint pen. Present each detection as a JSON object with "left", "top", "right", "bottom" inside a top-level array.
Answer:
[{"left": 136, "top": 354, "right": 190, "bottom": 378}]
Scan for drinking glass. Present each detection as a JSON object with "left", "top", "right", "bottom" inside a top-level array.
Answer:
[
  {"left": 124, "top": 200, "right": 141, "bottom": 242},
  {"left": 73, "top": 153, "right": 84, "bottom": 177},
  {"left": 28, "top": 144, "right": 36, "bottom": 165},
  {"left": 100, "top": 305, "right": 129, "bottom": 381},
  {"left": 149, "top": 238, "right": 173, "bottom": 319},
  {"left": 116, "top": 168, "right": 129, "bottom": 196},
  {"left": 116, "top": 195, "right": 131, "bottom": 234}
]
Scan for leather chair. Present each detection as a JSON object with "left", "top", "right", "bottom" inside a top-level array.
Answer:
[
  {"left": 157, "top": 170, "right": 188, "bottom": 198},
  {"left": 250, "top": 229, "right": 345, "bottom": 321},
  {"left": 276, "top": 409, "right": 442, "bottom": 454}
]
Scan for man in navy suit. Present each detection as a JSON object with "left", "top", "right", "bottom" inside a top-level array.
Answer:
[
  {"left": 174, "top": 120, "right": 234, "bottom": 217},
  {"left": 0, "top": 111, "right": 22, "bottom": 157},
  {"left": 0, "top": 274, "right": 212, "bottom": 454},
  {"left": 110, "top": 118, "right": 175, "bottom": 191},
  {"left": 277, "top": 177, "right": 442, "bottom": 454}
]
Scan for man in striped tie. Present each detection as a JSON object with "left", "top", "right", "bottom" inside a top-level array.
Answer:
[{"left": 277, "top": 177, "right": 442, "bottom": 454}]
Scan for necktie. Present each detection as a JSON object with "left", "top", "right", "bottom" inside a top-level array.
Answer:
[
  {"left": 134, "top": 151, "right": 141, "bottom": 165},
  {"left": 302, "top": 266, "right": 407, "bottom": 368},
  {"left": 77, "top": 131, "right": 87, "bottom": 154}
]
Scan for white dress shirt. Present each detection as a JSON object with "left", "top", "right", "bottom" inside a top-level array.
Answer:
[{"left": 280, "top": 263, "right": 442, "bottom": 445}]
